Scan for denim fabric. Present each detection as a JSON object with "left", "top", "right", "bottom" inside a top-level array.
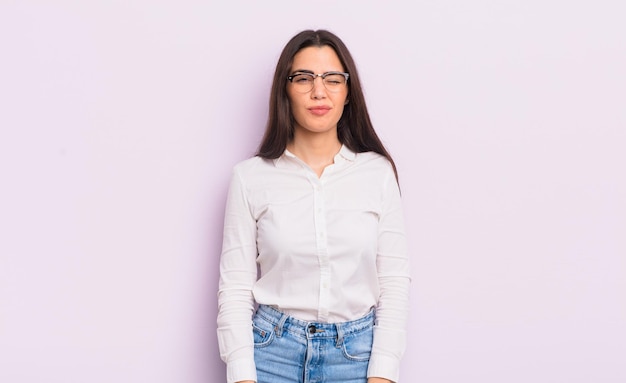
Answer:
[{"left": 253, "top": 305, "right": 374, "bottom": 383}]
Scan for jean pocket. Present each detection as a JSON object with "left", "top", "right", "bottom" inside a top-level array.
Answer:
[
  {"left": 341, "top": 327, "right": 373, "bottom": 362},
  {"left": 252, "top": 320, "right": 275, "bottom": 348}
]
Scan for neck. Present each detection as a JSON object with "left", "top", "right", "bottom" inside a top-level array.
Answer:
[{"left": 287, "top": 131, "right": 342, "bottom": 177}]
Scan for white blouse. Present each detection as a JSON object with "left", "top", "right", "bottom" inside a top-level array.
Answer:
[{"left": 217, "top": 145, "right": 411, "bottom": 383}]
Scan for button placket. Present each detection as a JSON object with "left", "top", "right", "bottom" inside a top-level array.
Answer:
[{"left": 311, "top": 177, "right": 330, "bottom": 321}]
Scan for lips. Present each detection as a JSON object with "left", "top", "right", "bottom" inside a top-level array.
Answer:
[{"left": 308, "top": 106, "right": 331, "bottom": 116}]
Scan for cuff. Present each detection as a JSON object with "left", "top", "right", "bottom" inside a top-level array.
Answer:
[
  {"left": 226, "top": 357, "right": 257, "bottom": 383},
  {"left": 367, "top": 353, "right": 400, "bottom": 383}
]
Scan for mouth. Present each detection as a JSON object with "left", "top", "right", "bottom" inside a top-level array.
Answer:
[{"left": 308, "top": 106, "right": 331, "bottom": 116}]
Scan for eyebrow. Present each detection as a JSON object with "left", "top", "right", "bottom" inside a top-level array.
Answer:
[
  {"left": 290, "top": 69, "right": 315, "bottom": 74},
  {"left": 290, "top": 69, "right": 345, "bottom": 75}
]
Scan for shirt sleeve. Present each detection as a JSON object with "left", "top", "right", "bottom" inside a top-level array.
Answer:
[
  {"left": 216, "top": 167, "right": 259, "bottom": 383},
  {"left": 367, "top": 165, "right": 411, "bottom": 383}
]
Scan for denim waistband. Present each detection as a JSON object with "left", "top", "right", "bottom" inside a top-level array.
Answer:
[{"left": 255, "top": 304, "right": 375, "bottom": 340}]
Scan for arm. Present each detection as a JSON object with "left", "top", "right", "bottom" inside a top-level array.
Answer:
[
  {"left": 367, "top": 166, "right": 411, "bottom": 382},
  {"left": 368, "top": 378, "right": 394, "bottom": 383},
  {"left": 217, "top": 169, "right": 259, "bottom": 383}
]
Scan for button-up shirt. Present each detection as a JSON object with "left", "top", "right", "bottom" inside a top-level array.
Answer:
[{"left": 217, "top": 145, "right": 411, "bottom": 383}]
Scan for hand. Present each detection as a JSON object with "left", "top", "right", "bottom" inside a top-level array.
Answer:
[{"left": 368, "top": 378, "right": 393, "bottom": 383}]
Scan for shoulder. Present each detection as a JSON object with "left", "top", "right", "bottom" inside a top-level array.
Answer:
[
  {"left": 354, "top": 151, "right": 395, "bottom": 176},
  {"left": 352, "top": 151, "right": 400, "bottom": 196},
  {"left": 231, "top": 156, "right": 271, "bottom": 178}
]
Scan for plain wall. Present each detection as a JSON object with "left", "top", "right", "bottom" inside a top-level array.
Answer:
[{"left": 1, "top": 1, "right": 624, "bottom": 382}]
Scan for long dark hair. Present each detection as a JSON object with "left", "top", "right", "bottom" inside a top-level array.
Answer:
[{"left": 256, "top": 29, "right": 399, "bottom": 182}]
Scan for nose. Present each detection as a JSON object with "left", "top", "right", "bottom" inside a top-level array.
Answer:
[{"left": 310, "top": 76, "right": 326, "bottom": 99}]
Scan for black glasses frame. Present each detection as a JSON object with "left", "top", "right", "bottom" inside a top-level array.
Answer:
[{"left": 287, "top": 71, "right": 350, "bottom": 83}]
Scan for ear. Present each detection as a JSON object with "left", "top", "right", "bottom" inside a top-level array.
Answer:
[{"left": 344, "top": 97, "right": 349, "bottom": 105}]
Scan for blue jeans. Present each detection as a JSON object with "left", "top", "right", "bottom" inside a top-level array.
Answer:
[{"left": 253, "top": 305, "right": 374, "bottom": 383}]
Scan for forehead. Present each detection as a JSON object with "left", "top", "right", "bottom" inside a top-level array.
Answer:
[{"left": 291, "top": 46, "right": 344, "bottom": 72}]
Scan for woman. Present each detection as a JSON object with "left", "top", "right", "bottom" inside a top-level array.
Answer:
[{"left": 217, "top": 29, "right": 410, "bottom": 383}]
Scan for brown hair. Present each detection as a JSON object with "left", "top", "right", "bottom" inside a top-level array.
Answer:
[{"left": 256, "top": 29, "right": 398, "bottom": 182}]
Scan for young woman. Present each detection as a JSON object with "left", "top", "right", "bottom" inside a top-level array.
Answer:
[{"left": 217, "top": 29, "right": 410, "bottom": 383}]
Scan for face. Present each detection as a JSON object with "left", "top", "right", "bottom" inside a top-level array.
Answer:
[{"left": 287, "top": 46, "right": 349, "bottom": 137}]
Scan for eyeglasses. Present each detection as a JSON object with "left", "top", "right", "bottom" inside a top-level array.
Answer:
[{"left": 287, "top": 71, "right": 349, "bottom": 93}]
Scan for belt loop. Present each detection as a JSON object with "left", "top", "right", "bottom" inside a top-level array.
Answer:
[
  {"left": 274, "top": 311, "right": 288, "bottom": 338},
  {"left": 335, "top": 322, "right": 344, "bottom": 347}
]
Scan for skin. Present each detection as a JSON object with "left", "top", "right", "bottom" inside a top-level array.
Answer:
[
  {"left": 285, "top": 45, "right": 348, "bottom": 177},
  {"left": 235, "top": 47, "right": 393, "bottom": 383}
]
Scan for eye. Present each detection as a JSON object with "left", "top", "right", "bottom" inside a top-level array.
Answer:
[
  {"left": 323, "top": 74, "right": 345, "bottom": 86},
  {"left": 292, "top": 74, "right": 313, "bottom": 83}
]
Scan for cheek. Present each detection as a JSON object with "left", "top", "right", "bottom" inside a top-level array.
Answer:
[
  {"left": 335, "top": 104, "right": 346, "bottom": 118},
  {"left": 334, "top": 96, "right": 348, "bottom": 115},
  {"left": 336, "top": 91, "right": 349, "bottom": 107},
  {"left": 287, "top": 91, "right": 304, "bottom": 110},
  {"left": 289, "top": 103, "right": 308, "bottom": 127}
]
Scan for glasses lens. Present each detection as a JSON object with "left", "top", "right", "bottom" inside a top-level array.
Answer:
[
  {"left": 291, "top": 74, "right": 314, "bottom": 92},
  {"left": 323, "top": 74, "right": 346, "bottom": 92}
]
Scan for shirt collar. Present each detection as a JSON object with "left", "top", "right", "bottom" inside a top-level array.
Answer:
[
  {"left": 336, "top": 144, "right": 356, "bottom": 162},
  {"left": 273, "top": 144, "right": 356, "bottom": 169}
]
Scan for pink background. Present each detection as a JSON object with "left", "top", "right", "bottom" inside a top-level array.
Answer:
[{"left": 1, "top": 1, "right": 624, "bottom": 382}]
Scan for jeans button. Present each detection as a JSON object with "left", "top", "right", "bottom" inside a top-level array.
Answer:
[{"left": 308, "top": 325, "right": 316, "bottom": 334}]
